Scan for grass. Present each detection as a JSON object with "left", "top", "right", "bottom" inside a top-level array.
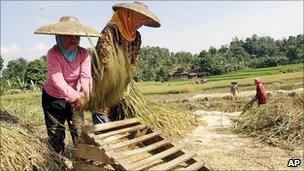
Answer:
[
  {"left": 137, "top": 71, "right": 303, "bottom": 95},
  {"left": 0, "top": 92, "right": 43, "bottom": 125},
  {"left": 208, "top": 63, "right": 303, "bottom": 81}
]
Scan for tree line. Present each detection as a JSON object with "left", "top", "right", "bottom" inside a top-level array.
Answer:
[
  {"left": 0, "top": 34, "right": 303, "bottom": 94},
  {"left": 136, "top": 34, "right": 303, "bottom": 81}
]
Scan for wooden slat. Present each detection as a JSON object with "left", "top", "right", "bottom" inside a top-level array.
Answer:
[
  {"left": 78, "top": 119, "right": 209, "bottom": 171},
  {"left": 76, "top": 143, "right": 115, "bottom": 164},
  {"left": 141, "top": 134, "right": 206, "bottom": 169},
  {"left": 79, "top": 133, "right": 99, "bottom": 146},
  {"left": 75, "top": 162, "right": 114, "bottom": 171},
  {"left": 96, "top": 133, "right": 130, "bottom": 146},
  {"left": 116, "top": 139, "right": 171, "bottom": 160},
  {"left": 96, "top": 124, "right": 147, "bottom": 139},
  {"left": 126, "top": 145, "right": 184, "bottom": 171},
  {"left": 148, "top": 152, "right": 196, "bottom": 171},
  {"left": 176, "top": 161, "right": 205, "bottom": 171},
  {"left": 106, "top": 132, "right": 162, "bottom": 151},
  {"left": 83, "top": 118, "right": 140, "bottom": 133}
]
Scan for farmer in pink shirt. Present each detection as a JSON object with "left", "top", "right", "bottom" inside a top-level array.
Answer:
[{"left": 34, "top": 16, "right": 100, "bottom": 153}]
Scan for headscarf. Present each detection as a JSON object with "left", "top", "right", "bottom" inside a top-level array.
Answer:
[
  {"left": 254, "top": 78, "right": 263, "bottom": 85},
  {"left": 55, "top": 35, "right": 78, "bottom": 63},
  {"left": 108, "top": 8, "right": 151, "bottom": 42}
]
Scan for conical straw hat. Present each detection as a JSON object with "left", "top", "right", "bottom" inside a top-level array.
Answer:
[
  {"left": 112, "top": 1, "right": 161, "bottom": 27},
  {"left": 34, "top": 16, "right": 100, "bottom": 37}
]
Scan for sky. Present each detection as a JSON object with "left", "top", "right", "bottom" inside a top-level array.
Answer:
[{"left": 1, "top": 1, "right": 303, "bottom": 67}]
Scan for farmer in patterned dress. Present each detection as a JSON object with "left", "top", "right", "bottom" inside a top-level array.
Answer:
[
  {"left": 252, "top": 78, "right": 267, "bottom": 106},
  {"left": 89, "top": 2, "right": 161, "bottom": 124}
]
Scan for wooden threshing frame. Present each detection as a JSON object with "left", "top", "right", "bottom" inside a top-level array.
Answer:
[{"left": 76, "top": 118, "right": 209, "bottom": 171}]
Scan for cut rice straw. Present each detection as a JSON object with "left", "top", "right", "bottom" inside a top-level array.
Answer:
[
  {"left": 84, "top": 31, "right": 198, "bottom": 138},
  {"left": 233, "top": 92, "right": 304, "bottom": 150}
]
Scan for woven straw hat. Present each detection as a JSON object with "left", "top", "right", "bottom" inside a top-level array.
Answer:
[
  {"left": 113, "top": 1, "right": 161, "bottom": 27},
  {"left": 34, "top": 16, "right": 100, "bottom": 37}
]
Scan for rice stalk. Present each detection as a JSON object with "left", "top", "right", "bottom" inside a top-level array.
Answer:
[
  {"left": 120, "top": 81, "right": 198, "bottom": 138},
  {"left": 84, "top": 32, "right": 198, "bottom": 137},
  {"left": 233, "top": 92, "right": 304, "bottom": 149},
  {"left": 88, "top": 46, "right": 132, "bottom": 112},
  {"left": 85, "top": 30, "right": 102, "bottom": 79},
  {"left": 0, "top": 123, "right": 63, "bottom": 170}
]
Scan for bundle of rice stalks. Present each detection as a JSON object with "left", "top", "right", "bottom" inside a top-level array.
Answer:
[
  {"left": 0, "top": 111, "right": 63, "bottom": 170},
  {"left": 87, "top": 36, "right": 132, "bottom": 111},
  {"left": 84, "top": 36, "right": 198, "bottom": 138},
  {"left": 233, "top": 92, "right": 304, "bottom": 150},
  {"left": 119, "top": 81, "right": 198, "bottom": 137}
]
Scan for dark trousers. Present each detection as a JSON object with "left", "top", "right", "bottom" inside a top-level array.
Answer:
[
  {"left": 92, "top": 113, "right": 111, "bottom": 124},
  {"left": 42, "top": 88, "right": 83, "bottom": 153},
  {"left": 91, "top": 103, "right": 126, "bottom": 125}
]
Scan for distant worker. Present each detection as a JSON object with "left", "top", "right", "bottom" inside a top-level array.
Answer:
[
  {"left": 252, "top": 78, "right": 267, "bottom": 106},
  {"left": 230, "top": 81, "right": 239, "bottom": 96}
]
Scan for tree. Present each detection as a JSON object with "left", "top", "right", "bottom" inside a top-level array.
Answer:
[
  {"left": 172, "top": 51, "right": 193, "bottom": 64},
  {"left": 25, "top": 58, "right": 47, "bottom": 88},
  {"left": 40, "top": 55, "right": 47, "bottom": 61},
  {"left": 134, "top": 34, "right": 303, "bottom": 81},
  {"left": 136, "top": 46, "right": 172, "bottom": 81},
  {"left": 218, "top": 45, "right": 229, "bottom": 54},
  {"left": 2, "top": 58, "right": 28, "bottom": 83},
  {"left": 208, "top": 47, "right": 217, "bottom": 55},
  {"left": 0, "top": 54, "right": 3, "bottom": 72},
  {"left": 229, "top": 37, "right": 247, "bottom": 57}
]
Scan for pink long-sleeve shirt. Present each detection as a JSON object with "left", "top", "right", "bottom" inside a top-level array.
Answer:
[{"left": 43, "top": 45, "right": 92, "bottom": 103}]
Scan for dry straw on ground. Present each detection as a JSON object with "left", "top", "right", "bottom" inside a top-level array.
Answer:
[
  {"left": 233, "top": 92, "right": 304, "bottom": 150},
  {"left": 117, "top": 81, "right": 199, "bottom": 137},
  {"left": 0, "top": 110, "right": 64, "bottom": 171}
]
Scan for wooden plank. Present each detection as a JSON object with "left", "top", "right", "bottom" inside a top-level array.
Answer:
[
  {"left": 126, "top": 145, "right": 184, "bottom": 171},
  {"left": 79, "top": 132, "right": 99, "bottom": 146},
  {"left": 106, "top": 132, "right": 162, "bottom": 151},
  {"left": 76, "top": 143, "right": 115, "bottom": 164},
  {"left": 88, "top": 133, "right": 98, "bottom": 139},
  {"left": 176, "top": 161, "right": 206, "bottom": 171},
  {"left": 96, "top": 124, "right": 147, "bottom": 139},
  {"left": 83, "top": 118, "right": 140, "bottom": 133},
  {"left": 141, "top": 134, "right": 208, "bottom": 170},
  {"left": 75, "top": 162, "right": 114, "bottom": 171},
  {"left": 96, "top": 133, "right": 130, "bottom": 146},
  {"left": 116, "top": 139, "right": 171, "bottom": 160},
  {"left": 148, "top": 152, "right": 196, "bottom": 171}
]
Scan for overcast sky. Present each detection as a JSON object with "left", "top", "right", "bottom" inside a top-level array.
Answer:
[{"left": 1, "top": 1, "right": 303, "bottom": 66}]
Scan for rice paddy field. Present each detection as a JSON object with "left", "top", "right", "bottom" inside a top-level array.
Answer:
[
  {"left": 137, "top": 63, "right": 303, "bottom": 95},
  {"left": 1, "top": 63, "right": 303, "bottom": 170}
]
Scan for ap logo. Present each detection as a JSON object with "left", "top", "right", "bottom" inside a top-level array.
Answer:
[{"left": 287, "top": 158, "right": 301, "bottom": 167}]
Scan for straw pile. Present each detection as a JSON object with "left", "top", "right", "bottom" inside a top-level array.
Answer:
[
  {"left": 0, "top": 110, "right": 63, "bottom": 170},
  {"left": 233, "top": 92, "right": 304, "bottom": 149}
]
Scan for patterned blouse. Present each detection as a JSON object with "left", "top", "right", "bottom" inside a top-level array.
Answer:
[{"left": 88, "top": 23, "right": 142, "bottom": 111}]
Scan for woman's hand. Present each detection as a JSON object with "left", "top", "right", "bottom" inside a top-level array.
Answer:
[{"left": 73, "top": 92, "right": 89, "bottom": 112}]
